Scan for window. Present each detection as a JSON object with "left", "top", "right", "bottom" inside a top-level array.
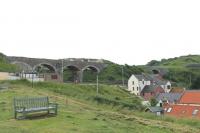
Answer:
[
  {"left": 137, "top": 87, "right": 139, "bottom": 91},
  {"left": 156, "top": 112, "right": 161, "bottom": 116},
  {"left": 132, "top": 81, "right": 134, "bottom": 85},
  {"left": 192, "top": 109, "right": 199, "bottom": 115},
  {"left": 167, "top": 107, "right": 172, "bottom": 113},
  {"left": 167, "top": 85, "right": 171, "bottom": 89},
  {"left": 132, "top": 87, "right": 134, "bottom": 90},
  {"left": 160, "top": 103, "right": 162, "bottom": 107}
]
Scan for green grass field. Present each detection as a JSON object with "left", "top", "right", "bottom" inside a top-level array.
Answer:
[{"left": 0, "top": 80, "right": 200, "bottom": 133}]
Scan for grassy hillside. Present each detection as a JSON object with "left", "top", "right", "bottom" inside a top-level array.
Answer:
[
  {"left": 0, "top": 80, "right": 200, "bottom": 133},
  {"left": 98, "top": 64, "right": 144, "bottom": 84},
  {"left": 8, "top": 79, "right": 143, "bottom": 110},
  {"left": 146, "top": 55, "right": 200, "bottom": 88},
  {"left": 63, "top": 63, "right": 144, "bottom": 84},
  {"left": 0, "top": 53, "right": 18, "bottom": 72},
  {"left": 82, "top": 55, "right": 200, "bottom": 87},
  {"left": 81, "top": 63, "right": 144, "bottom": 84},
  {"left": 147, "top": 55, "right": 200, "bottom": 67}
]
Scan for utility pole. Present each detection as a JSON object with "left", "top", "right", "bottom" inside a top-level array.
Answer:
[
  {"left": 122, "top": 65, "right": 125, "bottom": 86},
  {"left": 62, "top": 59, "right": 64, "bottom": 82},
  {"left": 96, "top": 73, "right": 99, "bottom": 95},
  {"left": 189, "top": 74, "right": 192, "bottom": 87},
  {"left": 31, "top": 69, "right": 34, "bottom": 88}
]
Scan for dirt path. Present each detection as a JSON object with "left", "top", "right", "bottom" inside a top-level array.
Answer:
[{"left": 96, "top": 111, "right": 200, "bottom": 133}]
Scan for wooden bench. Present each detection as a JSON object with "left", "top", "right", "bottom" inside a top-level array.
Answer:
[{"left": 13, "top": 96, "right": 58, "bottom": 119}]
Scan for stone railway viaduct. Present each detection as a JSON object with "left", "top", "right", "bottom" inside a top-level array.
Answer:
[
  {"left": 6, "top": 56, "right": 167, "bottom": 83},
  {"left": 7, "top": 56, "right": 106, "bottom": 82}
]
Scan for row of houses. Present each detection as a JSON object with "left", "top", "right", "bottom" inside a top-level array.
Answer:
[
  {"left": 147, "top": 90, "right": 200, "bottom": 118},
  {"left": 164, "top": 90, "right": 200, "bottom": 118},
  {"left": 127, "top": 73, "right": 200, "bottom": 118},
  {"left": 128, "top": 73, "right": 171, "bottom": 100}
]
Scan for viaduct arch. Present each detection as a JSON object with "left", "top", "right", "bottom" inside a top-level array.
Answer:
[{"left": 7, "top": 56, "right": 106, "bottom": 83}]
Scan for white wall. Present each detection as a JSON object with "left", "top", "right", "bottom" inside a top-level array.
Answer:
[
  {"left": 128, "top": 75, "right": 151, "bottom": 95},
  {"left": 163, "top": 81, "right": 171, "bottom": 93},
  {"left": 128, "top": 75, "right": 140, "bottom": 95},
  {"left": 128, "top": 74, "right": 171, "bottom": 95},
  {"left": 8, "top": 73, "right": 44, "bottom": 82},
  {"left": 139, "top": 80, "right": 151, "bottom": 91}
]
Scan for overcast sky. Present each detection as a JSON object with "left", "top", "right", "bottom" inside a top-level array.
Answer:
[{"left": 0, "top": 0, "right": 200, "bottom": 65}]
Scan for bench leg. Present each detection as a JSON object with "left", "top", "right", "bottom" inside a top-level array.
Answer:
[
  {"left": 55, "top": 108, "right": 57, "bottom": 115},
  {"left": 14, "top": 111, "right": 17, "bottom": 119},
  {"left": 55, "top": 104, "right": 58, "bottom": 115},
  {"left": 22, "top": 111, "right": 26, "bottom": 119}
]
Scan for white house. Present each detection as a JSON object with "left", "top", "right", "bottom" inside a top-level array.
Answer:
[
  {"left": 128, "top": 73, "right": 171, "bottom": 96},
  {"left": 159, "top": 81, "right": 171, "bottom": 93},
  {"left": 128, "top": 74, "right": 151, "bottom": 95},
  {"left": 149, "top": 76, "right": 171, "bottom": 93}
]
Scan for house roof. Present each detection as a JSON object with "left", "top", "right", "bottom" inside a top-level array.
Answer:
[
  {"left": 148, "top": 74, "right": 169, "bottom": 85},
  {"left": 141, "top": 85, "right": 162, "bottom": 93},
  {"left": 170, "top": 87, "right": 185, "bottom": 93},
  {"left": 146, "top": 106, "right": 163, "bottom": 113},
  {"left": 134, "top": 74, "right": 169, "bottom": 85},
  {"left": 145, "top": 74, "right": 169, "bottom": 85},
  {"left": 165, "top": 104, "right": 200, "bottom": 118},
  {"left": 134, "top": 74, "right": 149, "bottom": 81},
  {"left": 179, "top": 91, "right": 200, "bottom": 104},
  {"left": 156, "top": 93, "right": 182, "bottom": 103}
]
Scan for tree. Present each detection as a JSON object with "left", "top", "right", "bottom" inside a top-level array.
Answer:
[
  {"left": 147, "top": 60, "right": 160, "bottom": 66},
  {"left": 150, "top": 98, "right": 157, "bottom": 106},
  {"left": 191, "top": 77, "right": 200, "bottom": 89}
]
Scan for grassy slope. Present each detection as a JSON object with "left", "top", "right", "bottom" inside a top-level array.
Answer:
[
  {"left": 0, "top": 53, "right": 18, "bottom": 72},
  {"left": 146, "top": 55, "right": 200, "bottom": 67},
  {"left": 158, "top": 55, "right": 200, "bottom": 66},
  {"left": 145, "top": 55, "right": 200, "bottom": 88},
  {"left": 97, "top": 64, "right": 144, "bottom": 84},
  {"left": 0, "top": 81, "right": 200, "bottom": 133}
]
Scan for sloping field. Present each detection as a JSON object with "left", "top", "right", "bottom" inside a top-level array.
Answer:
[{"left": 0, "top": 81, "right": 199, "bottom": 133}]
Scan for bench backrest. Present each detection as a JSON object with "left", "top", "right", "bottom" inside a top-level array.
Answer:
[{"left": 14, "top": 97, "right": 49, "bottom": 109}]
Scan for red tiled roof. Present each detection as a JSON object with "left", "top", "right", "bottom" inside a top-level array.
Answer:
[
  {"left": 179, "top": 91, "right": 200, "bottom": 104},
  {"left": 165, "top": 104, "right": 200, "bottom": 118}
]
